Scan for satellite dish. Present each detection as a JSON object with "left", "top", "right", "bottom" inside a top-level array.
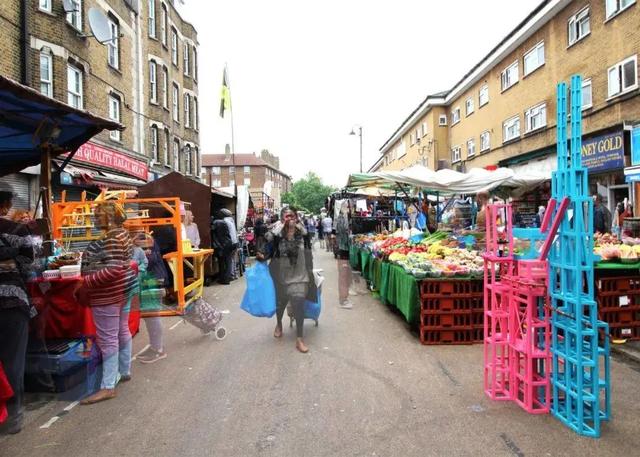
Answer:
[
  {"left": 88, "top": 8, "right": 112, "bottom": 44},
  {"left": 62, "top": 0, "right": 79, "bottom": 13}
]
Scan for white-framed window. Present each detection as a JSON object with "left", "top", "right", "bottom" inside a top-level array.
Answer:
[
  {"left": 523, "top": 42, "right": 545, "bottom": 76},
  {"left": 39, "top": 0, "right": 51, "bottom": 13},
  {"left": 163, "top": 128, "right": 170, "bottom": 166},
  {"left": 171, "top": 28, "right": 178, "bottom": 66},
  {"left": 228, "top": 166, "right": 234, "bottom": 175},
  {"left": 149, "top": 60, "right": 157, "bottom": 103},
  {"left": 192, "top": 47, "right": 198, "bottom": 80},
  {"left": 465, "top": 98, "right": 474, "bottom": 116},
  {"left": 244, "top": 177, "right": 251, "bottom": 186},
  {"left": 108, "top": 95, "right": 121, "bottom": 141},
  {"left": 161, "top": 3, "right": 167, "bottom": 46},
  {"left": 172, "top": 83, "right": 179, "bottom": 121},
  {"left": 415, "top": 128, "right": 420, "bottom": 144},
  {"left": 183, "top": 42, "right": 190, "bottom": 76},
  {"left": 184, "top": 145, "right": 192, "bottom": 175},
  {"left": 148, "top": 0, "right": 156, "bottom": 38},
  {"left": 467, "top": 138, "right": 476, "bottom": 158},
  {"left": 480, "top": 131, "right": 491, "bottom": 152},
  {"left": 211, "top": 166, "right": 221, "bottom": 175},
  {"left": 244, "top": 166, "right": 251, "bottom": 174},
  {"left": 501, "top": 61, "right": 519, "bottom": 91},
  {"left": 568, "top": 7, "right": 590, "bottom": 45},
  {"left": 421, "top": 122, "right": 427, "bottom": 137},
  {"left": 66, "top": 64, "right": 83, "bottom": 109},
  {"left": 608, "top": 55, "right": 638, "bottom": 98},
  {"left": 451, "top": 146, "right": 462, "bottom": 163},
  {"left": 582, "top": 78, "right": 593, "bottom": 109},
  {"left": 107, "top": 18, "right": 119, "bottom": 69},
  {"left": 439, "top": 114, "right": 447, "bottom": 126},
  {"left": 451, "top": 107, "right": 461, "bottom": 125},
  {"left": 162, "top": 66, "right": 168, "bottom": 108},
  {"left": 184, "top": 93, "right": 191, "bottom": 127},
  {"left": 525, "top": 103, "right": 547, "bottom": 133},
  {"left": 150, "top": 125, "right": 159, "bottom": 161},
  {"left": 39, "top": 52, "right": 52, "bottom": 97},
  {"left": 503, "top": 116, "right": 521, "bottom": 142},
  {"left": 409, "top": 133, "right": 414, "bottom": 146},
  {"left": 479, "top": 84, "right": 489, "bottom": 106},
  {"left": 173, "top": 139, "right": 180, "bottom": 171},
  {"left": 193, "top": 97, "right": 198, "bottom": 130},
  {"left": 212, "top": 178, "right": 221, "bottom": 187},
  {"left": 605, "top": 0, "right": 635, "bottom": 19},
  {"left": 66, "top": 0, "right": 82, "bottom": 30}
]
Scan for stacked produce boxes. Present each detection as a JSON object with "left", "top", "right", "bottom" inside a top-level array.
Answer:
[{"left": 596, "top": 275, "right": 640, "bottom": 340}]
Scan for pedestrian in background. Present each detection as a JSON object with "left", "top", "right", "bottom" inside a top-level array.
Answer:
[
  {"left": 184, "top": 210, "right": 200, "bottom": 249},
  {"left": 336, "top": 201, "right": 353, "bottom": 309},
  {"left": 594, "top": 195, "right": 611, "bottom": 234},
  {"left": 212, "top": 212, "right": 233, "bottom": 285},
  {"left": 321, "top": 213, "right": 333, "bottom": 253}
]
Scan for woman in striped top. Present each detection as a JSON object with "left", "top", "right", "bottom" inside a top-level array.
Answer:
[{"left": 80, "top": 202, "right": 137, "bottom": 405}]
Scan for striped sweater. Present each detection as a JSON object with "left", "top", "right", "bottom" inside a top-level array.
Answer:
[{"left": 81, "top": 228, "right": 138, "bottom": 306}]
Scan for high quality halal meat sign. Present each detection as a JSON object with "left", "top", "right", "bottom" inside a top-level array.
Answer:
[{"left": 69, "top": 142, "right": 148, "bottom": 181}]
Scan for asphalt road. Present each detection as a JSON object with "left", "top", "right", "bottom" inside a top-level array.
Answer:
[{"left": 2, "top": 247, "right": 640, "bottom": 456}]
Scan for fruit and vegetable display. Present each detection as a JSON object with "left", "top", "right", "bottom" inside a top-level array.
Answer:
[
  {"left": 594, "top": 232, "right": 640, "bottom": 262},
  {"left": 353, "top": 231, "right": 484, "bottom": 278}
]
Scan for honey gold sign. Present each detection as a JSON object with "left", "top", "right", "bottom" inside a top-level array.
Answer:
[{"left": 581, "top": 131, "right": 624, "bottom": 172}]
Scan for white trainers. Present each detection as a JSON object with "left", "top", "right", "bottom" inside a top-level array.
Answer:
[
  {"left": 340, "top": 301, "right": 353, "bottom": 309},
  {"left": 348, "top": 289, "right": 358, "bottom": 296}
]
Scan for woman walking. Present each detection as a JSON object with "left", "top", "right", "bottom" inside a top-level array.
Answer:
[
  {"left": 80, "top": 202, "right": 137, "bottom": 404},
  {"left": 336, "top": 201, "right": 353, "bottom": 309},
  {"left": 257, "top": 207, "right": 315, "bottom": 353}
]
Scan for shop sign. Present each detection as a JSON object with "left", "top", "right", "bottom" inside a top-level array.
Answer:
[
  {"left": 632, "top": 126, "right": 640, "bottom": 166},
  {"left": 64, "top": 142, "right": 148, "bottom": 181},
  {"left": 581, "top": 131, "right": 624, "bottom": 172}
]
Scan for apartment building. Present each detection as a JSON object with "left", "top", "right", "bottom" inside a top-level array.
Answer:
[
  {"left": 375, "top": 0, "right": 640, "bottom": 212},
  {"left": 0, "top": 0, "right": 199, "bottom": 202}
]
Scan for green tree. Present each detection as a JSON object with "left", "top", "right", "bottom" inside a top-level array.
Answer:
[{"left": 282, "top": 172, "right": 335, "bottom": 214}]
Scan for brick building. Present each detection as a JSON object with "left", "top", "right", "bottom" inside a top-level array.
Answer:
[
  {"left": 0, "top": 0, "right": 199, "bottom": 203},
  {"left": 373, "top": 0, "right": 640, "bottom": 214},
  {"left": 201, "top": 152, "right": 292, "bottom": 210}
]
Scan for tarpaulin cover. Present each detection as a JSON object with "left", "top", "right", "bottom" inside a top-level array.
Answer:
[
  {"left": 219, "top": 185, "right": 250, "bottom": 229},
  {"left": 346, "top": 165, "right": 547, "bottom": 196},
  {"left": 0, "top": 76, "right": 122, "bottom": 177}
]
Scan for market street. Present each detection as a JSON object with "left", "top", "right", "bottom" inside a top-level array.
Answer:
[{"left": 2, "top": 248, "right": 640, "bottom": 457}]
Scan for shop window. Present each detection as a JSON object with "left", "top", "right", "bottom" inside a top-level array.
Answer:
[
  {"left": 501, "top": 61, "right": 518, "bottom": 91},
  {"left": 605, "top": 0, "right": 635, "bottom": 19},
  {"left": 439, "top": 114, "right": 447, "bottom": 126},
  {"left": 568, "top": 7, "right": 590, "bottom": 45},
  {"left": 107, "top": 16, "right": 119, "bottom": 69},
  {"left": 480, "top": 131, "right": 490, "bottom": 152},
  {"left": 40, "top": 52, "right": 53, "bottom": 97},
  {"left": 608, "top": 55, "right": 638, "bottom": 98},
  {"left": 525, "top": 103, "right": 547, "bottom": 133},
  {"left": 503, "top": 115, "right": 521, "bottom": 142},
  {"left": 67, "top": 64, "right": 83, "bottom": 109},
  {"left": 108, "top": 95, "right": 121, "bottom": 141},
  {"left": 467, "top": 138, "right": 476, "bottom": 158},
  {"left": 479, "top": 84, "right": 489, "bottom": 106},
  {"left": 150, "top": 125, "right": 159, "bottom": 161},
  {"left": 465, "top": 97, "right": 474, "bottom": 116},
  {"left": 451, "top": 146, "right": 461, "bottom": 164},
  {"left": 524, "top": 42, "right": 545, "bottom": 76},
  {"left": 66, "top": 0, "right": 82, "bottom": 31},
  {"left": 149, "top": 60, "right": 157, "bottom": 103},
  {"left": 148, "top": 0, "right": 156, "bottom": 38},
  {"left": 451, "top": 107, "right": 461, "bottom": 125},
  {"left": 582, "top": 78, "right": 593, "bottom": 109}
]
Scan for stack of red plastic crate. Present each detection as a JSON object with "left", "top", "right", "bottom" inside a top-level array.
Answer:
[
  {"left": 419, "top": 279, "right": 484, "bottom": 345},
  {"left": 596, "top": 275, "right": 640, "bottom": 340}
]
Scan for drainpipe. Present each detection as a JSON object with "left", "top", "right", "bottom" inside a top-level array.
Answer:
[{"left": 20, "top": 0, "right": 31, "bottom": 85}]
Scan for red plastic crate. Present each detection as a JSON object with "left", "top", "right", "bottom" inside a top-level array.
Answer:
[
  {"left": 420, "top": 279, "right": 483, "bottom": 298},
  {"left": 600, "top": 309, "right": 640, "bottom": 325},
  {"left": 597, "top": 294, "right": 640, "bottom": 311},
  {"left": 609, "top": 325, "right": 640, "bottom": 340},
  {"left": 419, "top": 326, "right": 480, "bottom": 345},
  {"left": 420, "top": 311, "right": 483, "bottom": 328},
  {"left": 596, "top": 276, "right": 640, "bottom": 296},
  {"left": 420, "top": 296, "right": 484, "bottom": 312}
]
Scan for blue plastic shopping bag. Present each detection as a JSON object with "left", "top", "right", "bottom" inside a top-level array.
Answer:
[
  {"left": 240, "top": 262, "right": 276, "bottom": 317},
  {"left": 304, "top": 290, "right": 322, "bottom": 321}
]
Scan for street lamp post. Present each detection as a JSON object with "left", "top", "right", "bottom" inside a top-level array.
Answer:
[{"left": 349, "top": 125, "right": 363, "bottom": 173}]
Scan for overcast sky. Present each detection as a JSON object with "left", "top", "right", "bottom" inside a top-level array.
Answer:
[{"left": 177, "top": 0, "right": 541, "bottom": 187}]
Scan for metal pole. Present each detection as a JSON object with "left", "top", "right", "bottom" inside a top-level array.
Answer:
[{"left": 359, "top": 126, "right": 363, "bottom": 173}]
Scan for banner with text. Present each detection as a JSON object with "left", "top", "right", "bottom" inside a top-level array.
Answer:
[
  {"left": 65, "top": 142, "right": 148, "bottom": 181},
  {"left": 581, "top": 130, "right": 624, "bottom": 173}
]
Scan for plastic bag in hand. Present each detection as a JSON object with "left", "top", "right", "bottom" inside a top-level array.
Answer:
[{"left": 240, "top": 261, "right": 276, "bottom": 317}]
